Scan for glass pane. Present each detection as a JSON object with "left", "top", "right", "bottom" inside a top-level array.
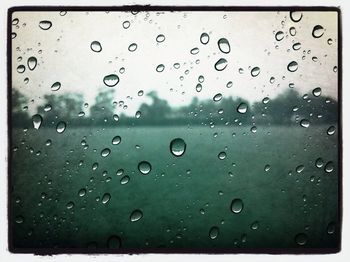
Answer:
[{"left": 9, "top": 8, "right": 340, "bottom": 253}]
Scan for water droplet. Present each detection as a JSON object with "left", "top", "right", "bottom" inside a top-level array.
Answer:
[
  {"left": 275, "top": 31, "right": 284, "bottom": 41},
  {"left": 90, "top": 41, "right": 102, "bottom": 52},
  {"left": 156, "top": 64, "right": 165, "bottom": 72},
  {"left": 120, "top": 175, "right": 130, "bottom": 185},
  {"left": 327, "top": 126, "right": 336, "bottom": 135},
  {"left": 251, "top": 67, "right": 260, "bottom": 77},
  {"left": 11, "top": 32, "right": 17, "bottom": 39},
  {"left": 78, "top": 188, "right": 86, "bottom": 197},
  {"left": 292, "top": 43, "right": 301, "bottom": 50},
  {"left": 251, "top": 221, "right": 259, "bottom": 230},
  {"left": 327, "top": 222, "right": 336, "bottom": 234},
  {"left": 32, "top": 114, "right": 42, "bottom": 129},
  {"left": 287, "top": 61, "right": 298, "bottom": 72},
  {"left": 103, "top": 74, "right": 119, "bottom": 87},
  {"left": 130, "top": 209, "right": 143, "bottom": 222},
  {"left": 290, "top": 11, "right": 303, "bottom": 22},
  {"left": 66, "top": 201, "right": 74, "bottom": 209},
  {"left": 101, "top": 148, "right": 111, "bottom": 157},
  {"left": 218, "top": 38, "right": 230, "bottom": 53},
  {"left": 39, "top": 20, "right": 52, "bottom": 30},
  {"left": 135, "top": 111, "right": 141, "bottom": 119},
  {"left": 295, "top": 233, "right": 308, "bottom": 246},
  {"left": 213, "top": 93, "right": 223, "bottom": 102},
  {"left": 15, "top": 215, "right": 24, "bottom": 224},
  {"left": 312, "top": 87, "right": 322, "bottom": 97},
  {"left": 92, "top": 162, "right": 99, "bottom": 170},
  {"left": 214, "top": 58, "right": 228, "bottom": 71},
  {"left": 138, "top": 90, "right": 144, "bottom": 96},
  {"left": 218, "top": 151, "right": 226, "bottom": 160},
  {"left": 170, "top": 138, "right": 186, "bottom": 157},
  {"left": 45, "top": 139, "right": 52, "bottom": 146},
  {"left": 173, "top": 63, "right": 180, "bottom": 69},
  {"left": 56, "top": 121, "right": 66, "bottom": 133},
  {"left": 315, "top": 158, "right": 324, "bottom": 168},
  {"left": 116, "top": 169, "right": 124, "bottom": 176},
  {"left": 59, "top": 11, "right": 67, "bottom": 16},
  {"left": 300, "top": 119, "right": 310, "bottom": 128},
  {"left": 230, "top": 199, "right": 243, "bottom": 214},
  {"left": 17, "top": 65, "right": 25, "bottom": 73},
  {"left": 128, "top": 43, "right": 137, "bottom": 52},
  {"left": 107, "top": 235, "right": 121, "bottom": 248},
  {"left": 327, "top": 38, "right": 333, "bottom": 45},
  {"left": 156, "top": 34, "right": 165, "bottom": 43},
  {"left": 264, "top": 164, "right": 271, "bottom": 172},
  {"left": 296, "top": 165, "right": 305, "bottom": 173},
  {"left": 138, "top": 161, "right": 151, "bottom": 175},
  {"left": 12, "top": 18, "right": 19, "bottom": 25},
  {"left": 122, "top": 21, "right": 130, "bottom": 29},
  {"left": 51, "top": 82, "right": 61, "bottom": 91},
  {"left": 200, "top": 33, "right": 210, "bottom": 44},
  {"left": 196, "top": 83, "right": 202, "bottom": 92},
  {"left": 262, "top": 97, "right": 270, "bottom": 104},
  {"left": 190, "top": 47, "right": 199, "bottom": 55},
  {"left": 209, "top": 226, "right": 219, "bottom": 240},
  {"left": 112, "top": 136, "right": 121, "bottom": 145},
  {"left": 237, "top": 103, "right": 248, "bottom": 114},
  {"left": 250, "top": 126, "right": 257, "bottom": 133},
  {"left": 27, "top": 56, "right": 37, "bottom": 70},
  {"left": 102, "top": 193, "right": 111, "bottom": 204},
  {"left": 312, "top": 25, "right": 325, "bottom": 38},
  {"left": 113, "top": 114, "right": 119, "bottom": 122},
  {"left": 226, "top": 81, "right": 233, "bottom": 88},
  {"left": 324, "top": 161, "right": 334, "bottom": 173},
  {"left": 289, "top": 27, "right": 297, "bottom": 36}
]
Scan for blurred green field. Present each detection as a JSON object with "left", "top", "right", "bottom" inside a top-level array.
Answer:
[{"left": 10, "top": 125, "right": 339, "bottom": 251}]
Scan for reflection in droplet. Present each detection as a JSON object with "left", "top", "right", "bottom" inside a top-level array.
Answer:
[
  {"left": 39, "top": 20, "right": 52, "bottom": 30},
  {"left": 312, "top": 25, "right": 325, "bottom": 38},
  {"left": 213, "top": 93, "right": 223, "bottom": 102},
  {"left": 218, "top": 38, "right": 230, "bottom": 53},
  {"left": 300, "top": 119, "right": 310, "bottom": 128},
  {"left": 230, "top": 199, "right": 243, "bottom": 214},
  {"left": 295, "top": 233, "right": 308, "bottom": 246},
  {"left": 130, "top": 209, "right": 143, "bottom": 222},
  {"left": 32, "top": 114, "right": 42, "bottom": 129},
  {"left": 290, "top": 11, "right": 303, "bottom": 22},
  {"left": 51, "top": 82, "right": 61, "bottom": 91},
  {"left": 312, "top": 87, "right": 322, "bottom": 97},
  {"left": 156, "top": 64, "right": 165, "bottom": 72},
  {"left": 287, "top": 61, "right": 298, "bottom": 72},
  {"left": 275, "top": 31, "right": 284, "bottom": 41},
  {"left": 209, "top": 226, "right": 219, "bottom": 240},
  {"left": 56, "top": 121, "right": 66, "bottom": 133},
  {"left": 170, "top": 138, "right": 186, "bottom": 157},
  {"left": 237, "top": 103, "right": 248, "bottom": 114},
  {"left": 101, "top": 148, "right": 111, "bottom": 157},
  {"left": 27, "top": 57, "right": 37, "bottom": 70},
  {"left": 103, "top": 74, "right": 119, "bottom": 87},
  {"left": 138, "top": 161, "right": 151, "bottom": 175},
  {"left": 128, "top": 43, "right": 138, "bottom": 52},
  {"left": 156, "top": 34, "right": 165, "bottom": 43},
  {"left": 251, "top": 67, "right": 260, "bottom": 77},
  {"left": 324, "top": 161, "right": 334, "bottom": 173},
  {"left": 327, "top": 126, "right": 336, "bottom": 135},
  {"left": 102, "top": 193, "right": 111, "bottom": 204},
  {"left": 200, "top": 33, "right": 210, "bottom": 45},
  {"left": 214, "top": 58, "right": 228, "bottom": 71},
  {"left": 90, "top": 41, "right": 102, "bottom": 52}
]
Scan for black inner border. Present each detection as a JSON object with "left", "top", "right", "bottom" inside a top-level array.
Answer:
[{"left": 7, "top": 5, "right": 342, "bottom": 255}]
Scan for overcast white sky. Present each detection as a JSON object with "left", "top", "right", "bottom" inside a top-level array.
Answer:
[{"left": 11, "top": 10, "right": 338, "bottom": 116}]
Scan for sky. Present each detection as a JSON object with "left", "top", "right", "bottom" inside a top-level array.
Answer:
[{"left": 11, "top": 10, "right": 338, "bottom": 116}]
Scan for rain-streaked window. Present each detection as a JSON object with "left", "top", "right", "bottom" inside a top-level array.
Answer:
[{"left": 9, "top": 7, "right": 340, "bottom": 253}]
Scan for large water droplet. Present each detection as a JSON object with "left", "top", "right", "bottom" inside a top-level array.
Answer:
[
  {"left": 200, "top": 33, "right": 210, "bottom": 44},
  {"left": 107, "top": 235, "right": 121, "bottom": 248},
  {"left": 39, "top": 20, "right": 52, "bottom": 30},
  {"left": 138, "top": 161, "right": 151, "bottom": 175},
  {"left": 230, "top": 199, "right": 243, "bottom": 214},
  {"left": 214, "top": 58, "right": 228, "bottom": 71},
  {"left": 56, "top": 121, "right": 66, "bottom": 133},
  {"left": 27, "top": 57, "right": 37, "bottom": 70},
  {"left": 295, "top": 233, "right": 308, "bottom": 246},
  {"left": 237, "top": 103, "right": 248, "bottom": 114},
  {"left": 213, "top": 93, "right": 223, "bottom": 102},
  {"left": 312, "top": 87, "right": 322, "bottom": 97},
  {"left": 156, "top": 64, "right": 165, "bottom": 72},
  {"left": 156, "top": 34, "right": 165, "bottom": 43},
  {"left": 130, "top": 209, "right": 143, "bottom": 222},
  {"left": 218, "top": 151, "right": 226, "bottom": 160},
  {"left": 290, "top": 11, "right": 303, "bottom": 22},
  {"left": 90, "top": 41, "right": 102, "bottom": 52},
  {"left": 101, "top": 148, "right": 111, "bottom": 157},
  {"left": 324, "top": 161, "right": 334, "bottom": 173},
  {"left": 251, "top": 67, "right": 260, "bottom": 77},
  {"left": 327, "top": 126, "right": 336, "bottom": 135},
  {"left": 112, "top": 136, "right": 121, "bottom": 145},
  {"left": 218, "top": 38, "right": 230, "bottom": 53},
  {"left": 128, "top": 43, "right": 137, "bottom": 52},
  {"left": 170, "top": 138, "right": 186, "bottom": 157},
  {"left": 287, "top": 61, "right": 298, "bottom": 72},
  {"left": 103, "top": 74, "right": 119, "bottom": 87},
  {"left": 312, "top": 25, "right": 325, "bottom": 38},
  {"left": 275, "top": 31, "right": 284, "bottom": 41},
  {"left": 102, "top": 193, "right": 111, "bottom": 204},
  {"left": 51, "top": 82, "right": 61, "bottom": 91},
  {"left": 209, "top": 226, "right": 219, "bottom": 240},
  {"left": 300, "top": 119, "right": 310, "bottom": 128},
  {"left": 32, "top": 114, "right": 42, "bottom": 129},
  {"left": 17, "top": 65, "right": 25, "bottom": 73}
]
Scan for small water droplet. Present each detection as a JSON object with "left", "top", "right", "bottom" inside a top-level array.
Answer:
[
  {"left": 102, "top": 193, "right": 111, "bottom": 204},
  {"left": 156, "top": 34, "right": 165, "bottom": 43},
  {"left": 116, "top": 169, "right": 124, "bottom": 176},
  {"left": 315, "top": 158, "right": 324, "bottom": 168},
  {"left": 251, "top": 126, "right": 257, "bottom": 133},
  {"left": 130, "top": 209, "right": 143, "bottom": 222},
  {"left": 289, "top": 27, "right": 297, "bottom": 36},
  {"left": 209, "top": 226, "right": 219, "bottom": 240},
  {"left": 112, "top": 136, "right": 121, "bottom": 145},
  {"left": 230, "top": 199, "right": 243, "bottom": 214},
  {"left": 292, "top": 43, "right": 301, "bottom": 50},
  {"left": 27, "top": 57, "right": 37, "bottom": 70},
  {"left": 15, "top": 215, "right": 24, "bottom": 224},
  {"left": 122, "top": 21, "right": 130, "bottom": 29},
  {"left": 12, "top": 18, "right": 19, "bottom": 25},
  {"left": 237, "top": 103, "right": 248, "bottom": 114},
  {"left": 156, "top": 64, "right": 165, "bottom": 72},
  {"left": 196, "top": 83, "right": 202, "bottom": 92},
  {"left": 218, "top": 151, "right": 226, "bottom": 160},
  {"left": 11, "top": 32, "right": 17, "bottom": 39},
  {"left": 295, "top": 233, "right": 308, "bottom": 246},
  {"left": 262, "top": 97, "right": 270, "bottom": 104},
  {"left": 290, "top": 11, "right": 303, "bottom": 22},
  {"left": 312, "top": 87, "right": 322, "bottom": 97},
  {"left": 138, "top": 90, "right": 144, "bottom": 96},
  {"left": 214, "top": 58, "right": 228, "bottom": 71},
  {"left": 312, "top": 25, "right": 325, "bottom": 38},
  {"left": 135, "top": 111, "right": 141, "bottom": 118},
  {"left": 92, "top": 162, "right": 99, "bottom": 170},
  {"left": 51, "top": 82, "right": 61, "bottom": 91},
  {"left": 296, "top": 165, "right": 305, "bottom": 173},
  {"left": 264, "top": 164, "right": 271, "bottom": 172},
  {"left": 327, "top": 222, "right": 336, "bottom": 234},
  {"left": 66, "top": 201, "right": 74, "bottom": 209},
  {"left": 56, "top": 121, "right": 66, "bottom": 133},
  {"left": 113, "top": 114, "right": 119, "bottom": 122},
  {"left": 39, "top": 20, "right": 52, "bottom": 30},
  {"left": 59, "top": 11, "right": 67, "bottom": 16},
  {"left": 218, "top": 38, "right": 230, "bottom": 53},
  {"left": 287, "top": 61, "right": 298, "bottom": 72},
  {"left": 120, "top": 175, "right": 130, "bottom": 185},
  {"left": 103, "top": 74, "right": 119, "bottom": 87},
  {"left": 138, "top": 161, "right": 151, "bottom": 175},
  {"left": 200, "top": 33, "right": 210, "bottom": 44},
  {"left": 251, "top": 67, "right": 260, "bottom": 77},
  {"left": 324, "top": 161, "right": 334, "bottom": 173},
  {"left": 226, "top": 81, "right": 233, "bottom": 88},
  {"left": 190, "top": 47, "right": 199, "bottom": 55},
  {"left": 17, "top": 65, "right": 25, "bottom": 73},
  {"left": 327, "top": 126, "right": 336, "bottom": 135},
  {"left": 275, "top": 31, "right": 284, "bottom": 41},
  {"left": 78, "top": 188, "right": 86, "bottom": 197},
  {"left": 90, "top": 41, "right": 102, "bottom": 52},
  {"left": 251, "top": 221, "right": 259, "bottom": 230},
  {"left": 300, "top": 119, "right": 310, "bottom": 128},
  {"left": 213, "top": 93, "right": 223, "bottom": 102},
  {"left": 101, "top": 148, "right": 111, "bottom": 157},
  {"left": 170, "top": 138, "right": 186, "bottom": 157},
  {"left": 32, "top": 114, "right": 42, "bottom": 129},
  {"left": 107, "top": 235, "right": 121, "bottom": 248},
  {"left": 128, "top": 43, "right": 137, "bottom": 52}
]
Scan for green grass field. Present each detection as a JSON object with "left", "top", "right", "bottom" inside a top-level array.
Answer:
[{"left": 10, "top": 125, "right": 339, "bottom": 251}]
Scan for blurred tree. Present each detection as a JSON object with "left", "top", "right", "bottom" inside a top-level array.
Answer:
[
  {"left": 90, "top": 88, "right": 116, "bottom": 124},
  {"left": 12, "top": 89, "right": 30, "bottom": 127}
]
